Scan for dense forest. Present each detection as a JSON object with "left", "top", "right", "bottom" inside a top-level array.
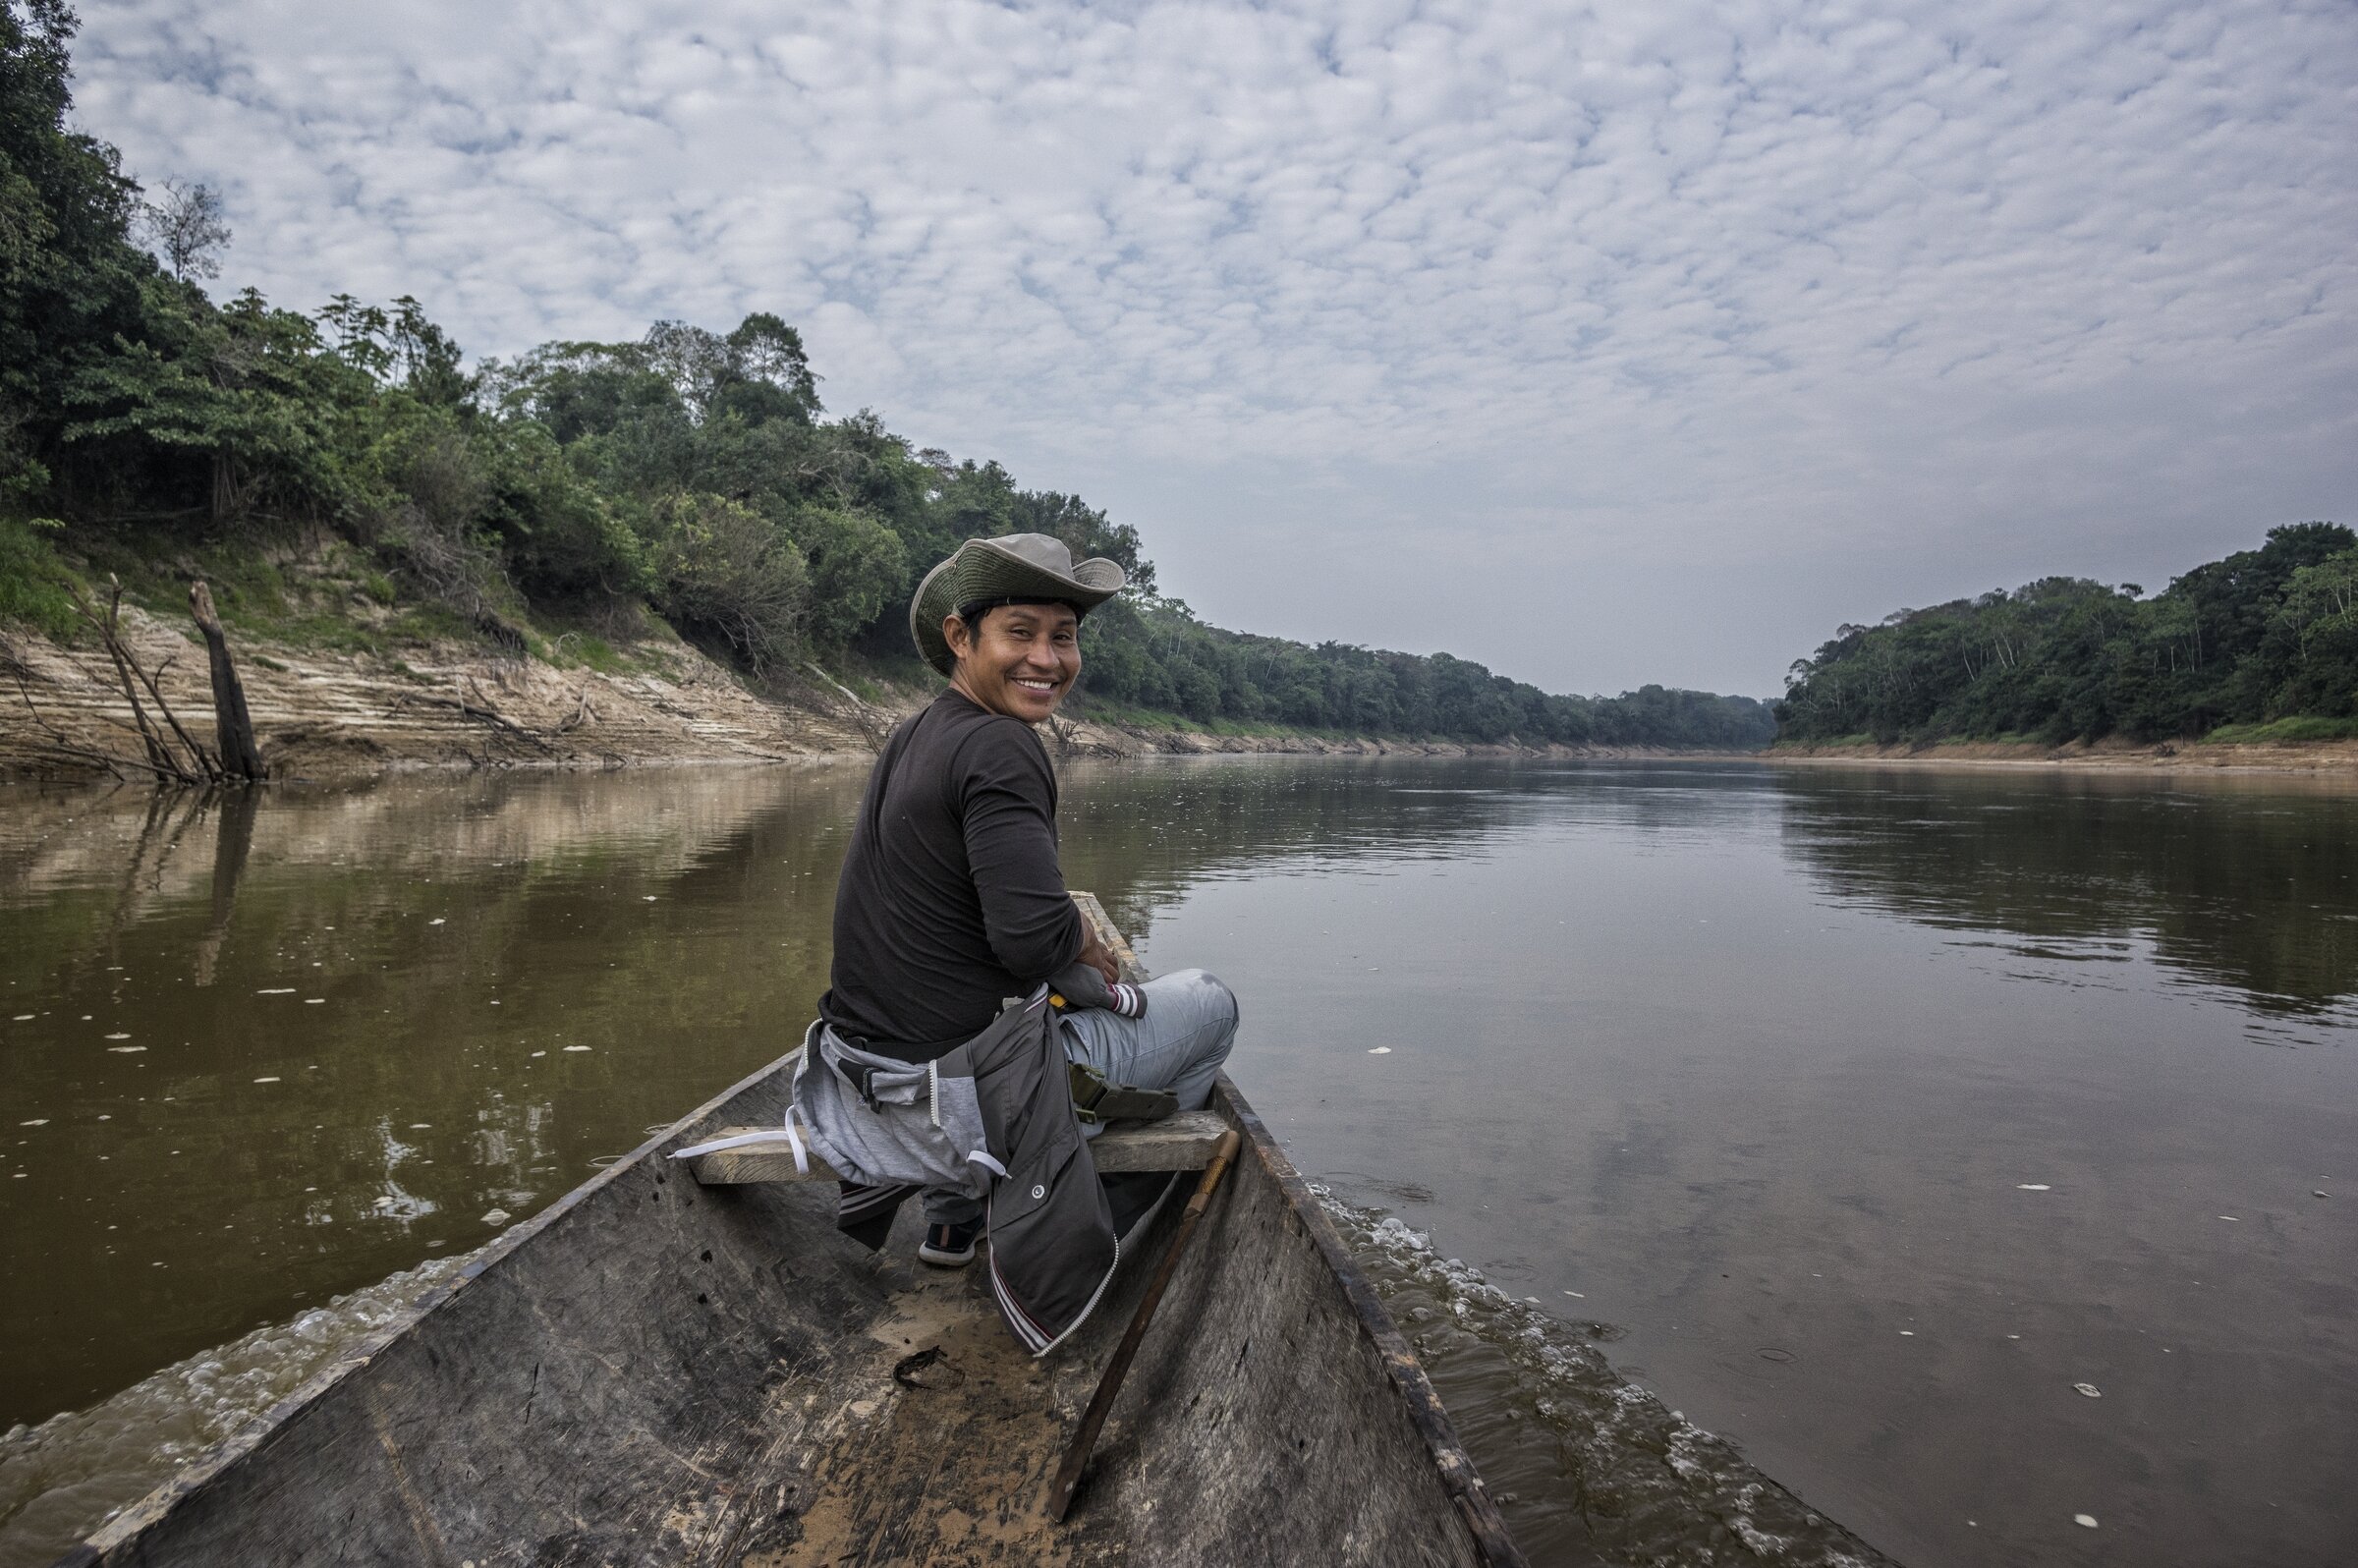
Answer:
[
  {"left": 1777, "top": 522, "right": 2358, "bottom": 746},
  {"left": 0, "top": 5, "right": 1771, "bottom": 753}
]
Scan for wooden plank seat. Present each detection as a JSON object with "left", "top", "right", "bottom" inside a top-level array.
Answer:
[{"left": 684, "top": 1107, "right": 1232, "bottom": 1186}]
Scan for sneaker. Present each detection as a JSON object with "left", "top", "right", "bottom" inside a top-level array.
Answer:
[{"left": 917, "top": 1219, "right": 981, "bottom": 1267}]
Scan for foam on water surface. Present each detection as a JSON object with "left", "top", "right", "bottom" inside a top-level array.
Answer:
[
  {"left": 0, "top": 1254, "right": 467, "bottom": 1568},
  {"left": 1322, "top": 1195, "right": 1893, "bottom": 1567}
]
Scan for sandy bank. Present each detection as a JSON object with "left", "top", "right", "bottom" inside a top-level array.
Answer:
[{"left": 1765, "top": 737, "right": 2358, "bottom": 778}]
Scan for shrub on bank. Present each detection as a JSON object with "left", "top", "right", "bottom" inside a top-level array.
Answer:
[{"left": 0, "top": 518, "right": 78, "bottom": 642}]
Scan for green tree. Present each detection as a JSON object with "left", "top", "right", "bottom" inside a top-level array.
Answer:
[
  {"left": 2272, "top": 546, "right": 2358, "bottom": 717},
  {"left": 61, "top": 285, "right": 373, "bottom": 523},
  {"left": 1778, "top": 525, "right": 2356, "bottom": 745},
  {"left": 646, "top": 490, "right": 807, "bottom": 670},
  {"left": 477, "top": 419, "right": 647, "bottom": 602},
  {"left": 1, "top": 0, "right": 153, "bottom": 502},
  {"left": 788, "top": 504, "right": 905, "bottom": 649}
]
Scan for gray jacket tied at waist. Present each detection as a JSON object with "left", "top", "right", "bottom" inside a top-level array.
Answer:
[{"left": 681, "top": 989, "right": 1123, "bottom": 1357}]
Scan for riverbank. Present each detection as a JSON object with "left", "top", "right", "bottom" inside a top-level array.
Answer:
[
  {"left": 15, "top": 607, "right": 2357, "bottom": 782},
  {"left": 1766, "top": 736, "right": 2358, "bottom": 777},
  {"left": 0, "top": 610, "right": 1678, "bottom": 782},
  {"left": 0, "top": 606, "right": 874, "bottom": 779}
]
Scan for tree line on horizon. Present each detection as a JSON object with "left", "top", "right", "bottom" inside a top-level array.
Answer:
[
  {"left": 0, "top": 4, "right": 1772, "bottom": 753},
  {"left": 1777, "top": 522, "right": 2358, "bottom": 747}
]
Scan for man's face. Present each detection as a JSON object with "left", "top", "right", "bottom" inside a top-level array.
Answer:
[{"left": 946, "top": 601, "right": 1082, "bottom": 723}]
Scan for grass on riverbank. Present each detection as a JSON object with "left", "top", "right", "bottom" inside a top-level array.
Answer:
[
  {"left": 0, "top": 518, "right": 80, "bottom": 641},
  {"left": 0, "top": 518, "right": 713, "bottom": 685},
  {"left": 4, "top": 518, "right": 479, "bottom": 653},
  {"left": 2202, "top": 715, "right": 2358, "bottom": 744}
]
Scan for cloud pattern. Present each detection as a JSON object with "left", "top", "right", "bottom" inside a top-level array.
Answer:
[{"left": 72, "top": 0, "right": 2358, "bottom": 693}]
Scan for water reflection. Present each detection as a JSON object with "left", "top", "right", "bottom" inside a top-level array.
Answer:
[
  {"left": 194, "top": 789, "right": 256, "bottom": 988},
  {"left": 1062, "top": 757, "right": 1786, "bottom": 943},
  {"left": 1773, "top": 768, "right": 2358, "bottom": 1018},
  {"left": 0, "top": 767, "right": 869, "bottom": 1428}
]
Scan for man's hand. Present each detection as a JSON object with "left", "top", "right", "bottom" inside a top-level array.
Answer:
[{"left": 1075, "top": 931, "right": 1120, "bottom": 986}]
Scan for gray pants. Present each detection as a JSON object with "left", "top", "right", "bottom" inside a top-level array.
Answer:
[{"left": 924, "top": 969, "right": 1239, "bottom": 1227}]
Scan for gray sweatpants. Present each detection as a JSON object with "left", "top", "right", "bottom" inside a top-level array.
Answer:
[{"left": 924, "top": 968, "right": 1239, "bottom": 1228}]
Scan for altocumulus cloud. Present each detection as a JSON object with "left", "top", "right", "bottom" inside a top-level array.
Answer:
[{"left": 71, "top": 0, "right": 2358, "bottom": 694}]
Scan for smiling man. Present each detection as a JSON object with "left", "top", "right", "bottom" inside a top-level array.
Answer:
[{"left": 817, "top": 532, "right": 1240, "bottom": 1270}]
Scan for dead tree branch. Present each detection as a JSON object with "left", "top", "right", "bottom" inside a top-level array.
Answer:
[
  {"left": 69, "top": 577, "right": 193, "bottom": 780},
  {"left": 554, "top": 689, "right": 598, "bottom": 734},
  {"left": 60, "top": 576, "right": 234, "bottom": 784},
  {"left": 388, "top": 680, "right": 558, "bottom": 756},
  {"left": 803, "top": 660, "right": 893, "bottom": 749},
  {"left": 9, "top": 668, "right": 167, "bottom": 781},
  {"left": 127, "top": 649, "right": 217, "bottom": 777}
]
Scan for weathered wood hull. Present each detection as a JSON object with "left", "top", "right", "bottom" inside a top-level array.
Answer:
[{"left": 63, "top": 956, "right": 1521, "bottom": 1565}]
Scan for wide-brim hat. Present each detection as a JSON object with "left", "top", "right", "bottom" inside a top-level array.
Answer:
[{"left": 910, "top": 532, "right": 1128, "bottom": 677}]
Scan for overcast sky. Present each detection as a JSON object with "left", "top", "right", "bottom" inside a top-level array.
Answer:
[{"left": 73, "top": 1, "right": 2358, "bottom": 697}]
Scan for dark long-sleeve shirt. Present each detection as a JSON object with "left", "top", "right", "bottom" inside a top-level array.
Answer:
[{"left": 818, "top": 690, "right": 1085, "bottom": 1056}]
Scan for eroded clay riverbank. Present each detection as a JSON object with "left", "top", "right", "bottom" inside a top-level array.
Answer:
[
  {"left": 11, "top": 599, "right": 2353, "bottom": 784},
  {"left": 1, "top": 610, "right": 1700, "bottom": 781}
]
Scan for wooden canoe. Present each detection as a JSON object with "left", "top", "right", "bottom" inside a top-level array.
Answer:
[{"left": 60, "top": 897, "right": 1524, "bottom": 1567}]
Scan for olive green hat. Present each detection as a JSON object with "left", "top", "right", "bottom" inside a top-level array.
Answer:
[{"left": 909, "top": 532, "right": 1128, "bottom": 677}]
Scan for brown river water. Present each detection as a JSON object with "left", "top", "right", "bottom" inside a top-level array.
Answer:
[{"left": 2, "top": 758, "right": 2353, "bottom": 1566}]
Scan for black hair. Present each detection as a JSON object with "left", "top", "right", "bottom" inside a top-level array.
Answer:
[{"left": 953, "top": 595, "right": 1087, "bottom": 635}]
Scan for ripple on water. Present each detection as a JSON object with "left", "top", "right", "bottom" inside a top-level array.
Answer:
[
  {"left": 0, "top": 1254, "right": 467, "bottom": 1568},
  {"left": 1324, "top": 1196, "right": 1894, "bottom": 1568}
]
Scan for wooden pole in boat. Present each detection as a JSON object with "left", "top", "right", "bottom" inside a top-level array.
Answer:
[{"left": 1044, "top": 1126, "right": 1243, "bottom": 1523}]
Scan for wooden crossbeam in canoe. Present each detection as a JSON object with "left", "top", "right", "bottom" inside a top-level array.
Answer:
[{"left": 684, "top": 1109, "right": 1231, "bottom": 1186}]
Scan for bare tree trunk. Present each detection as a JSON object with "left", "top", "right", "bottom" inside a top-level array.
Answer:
[{"left": 190, "top": 581, "right": 266, "bottom": 780}]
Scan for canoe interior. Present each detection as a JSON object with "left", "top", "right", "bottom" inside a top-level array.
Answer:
[{"left": 68, "top": 911, "right": 1519, "bottom": 1567}]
